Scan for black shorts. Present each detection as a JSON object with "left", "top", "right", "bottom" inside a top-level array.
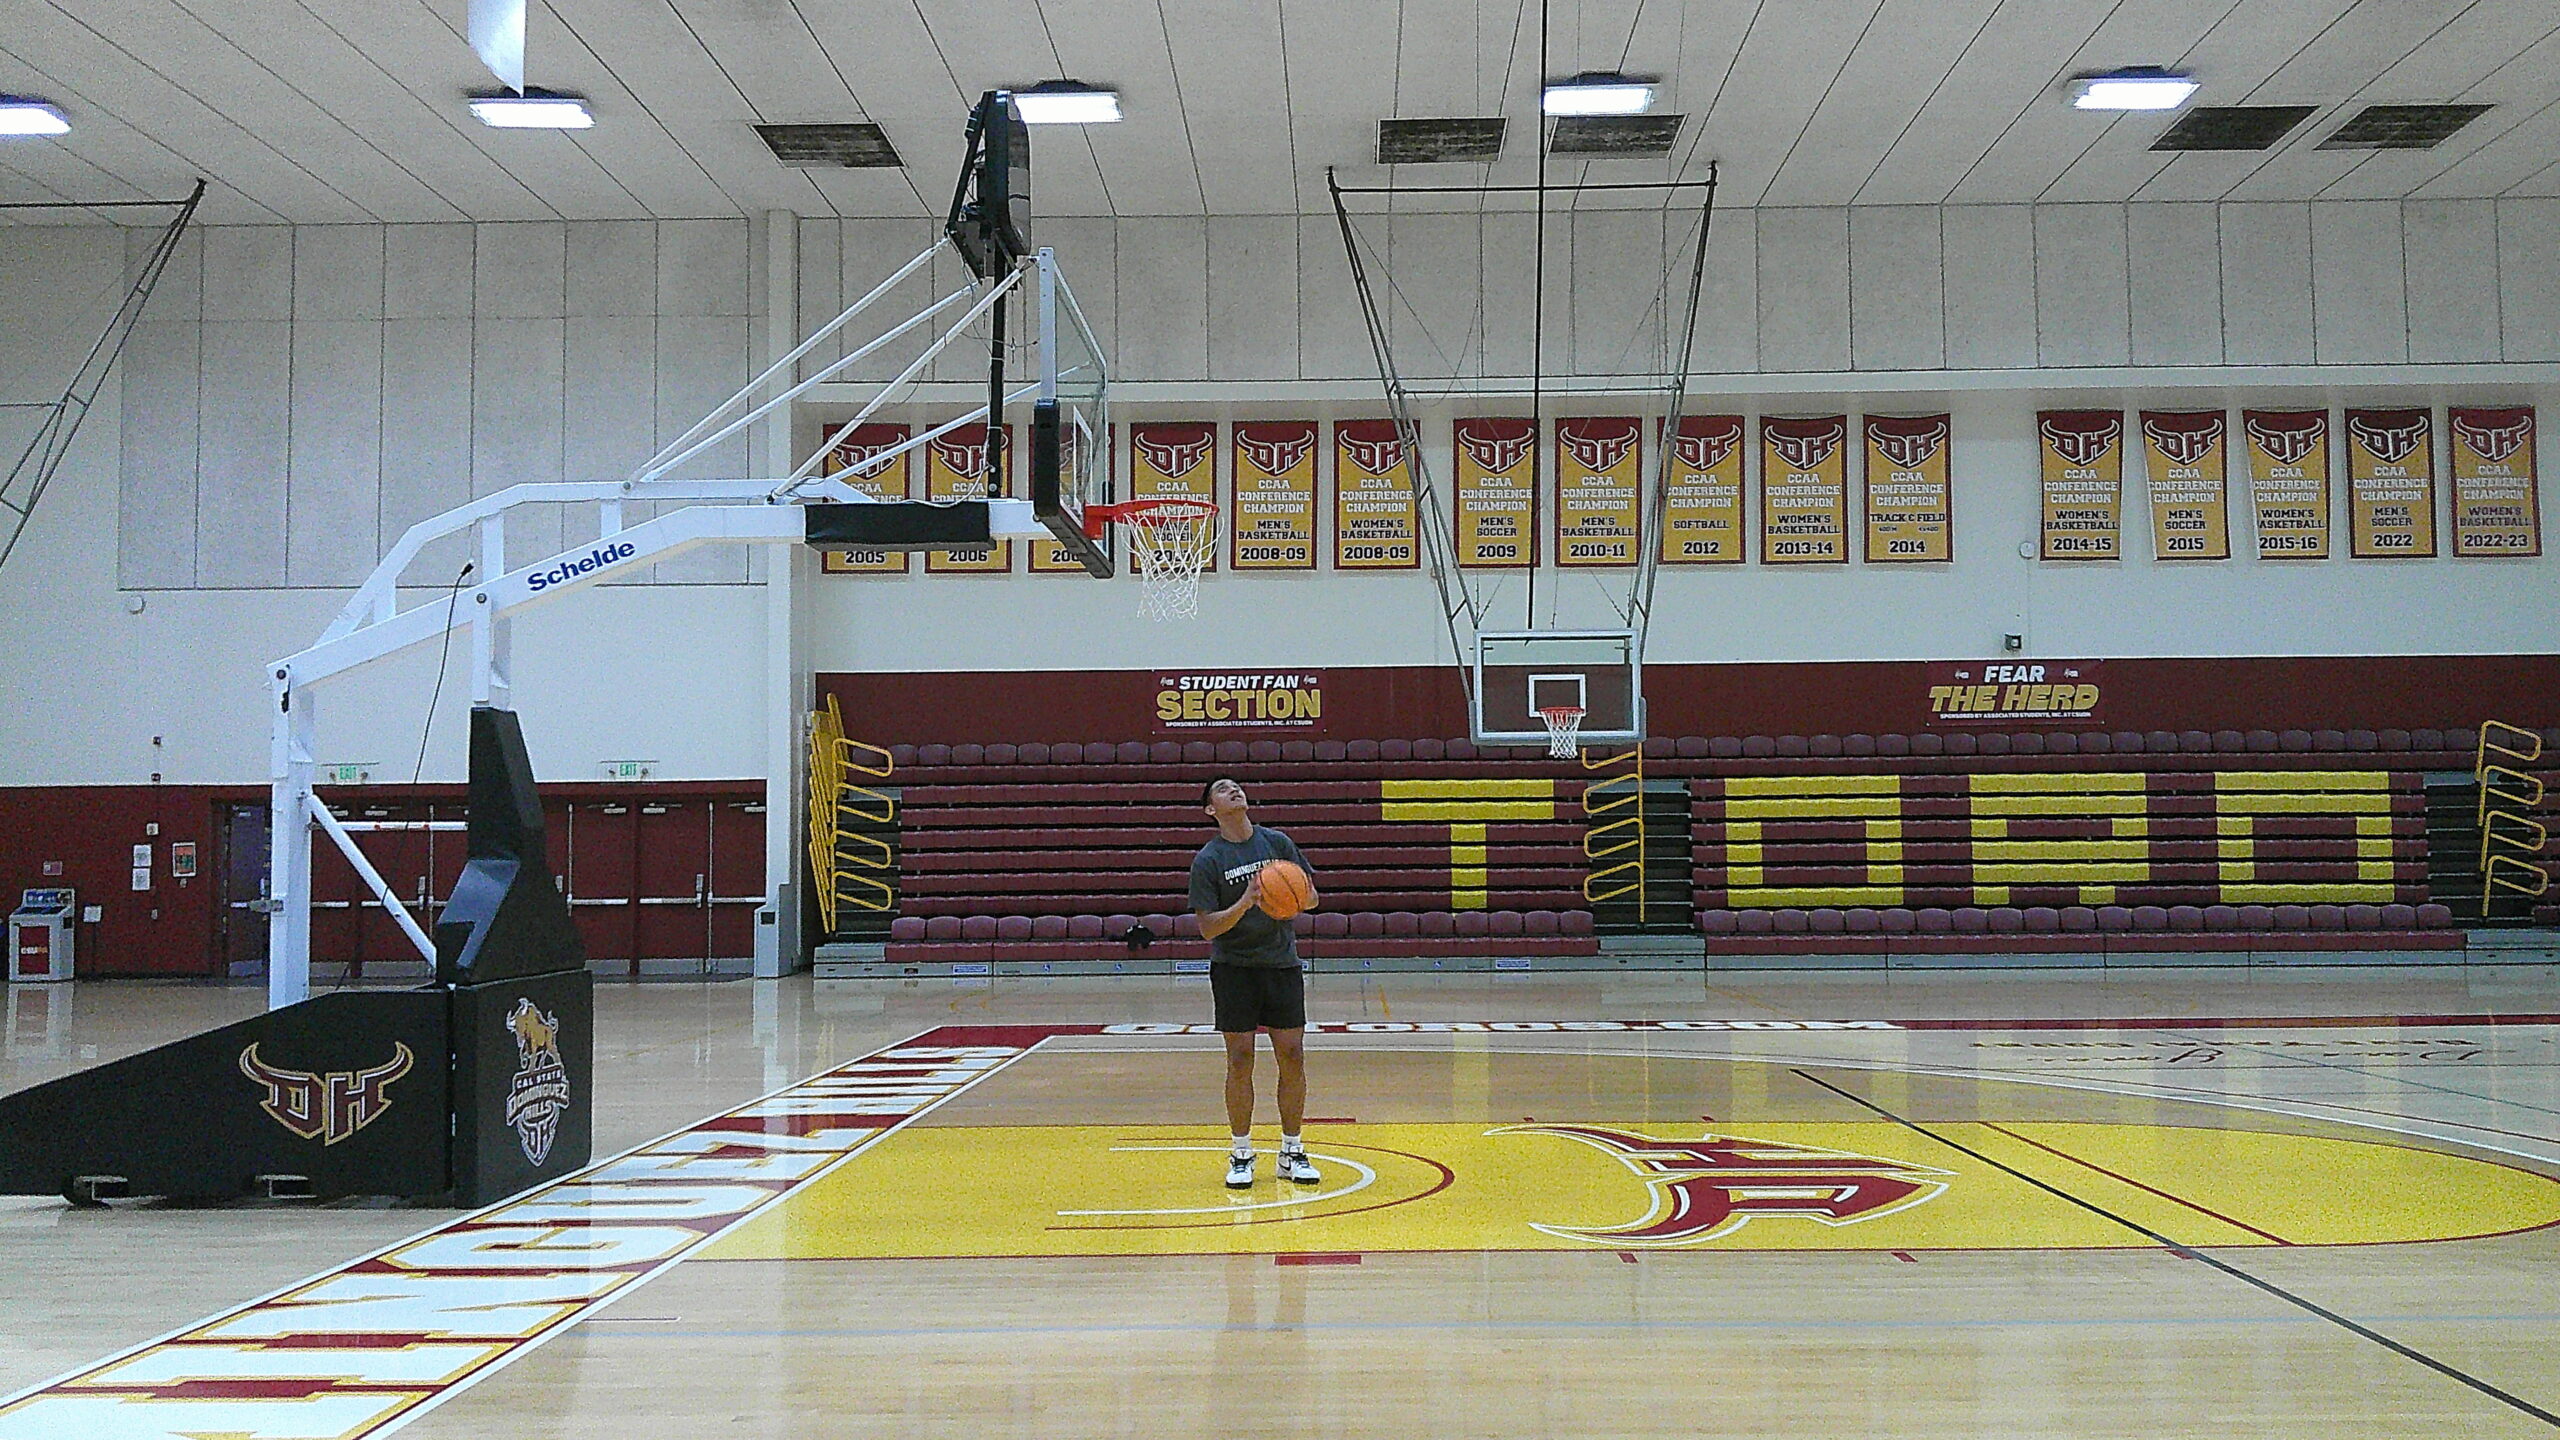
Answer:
[{"left": 1210, "top": 963, "right": 1306, "bottom": 1033}]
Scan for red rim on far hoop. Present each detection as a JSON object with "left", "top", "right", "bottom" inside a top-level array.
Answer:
[{"left": 1084, "top": 498, "right": 1218, "bottom": 621}]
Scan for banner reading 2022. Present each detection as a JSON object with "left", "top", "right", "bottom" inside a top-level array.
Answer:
[
  {"left": 1454, "top": 417, "right": 1536, "bottom": 568},
  {"left": 2449, "top": 406, "right": 2540, "bottom": 557},
  {"left": 2345, "top": 408, "right": 2436, "bottom": 558}
]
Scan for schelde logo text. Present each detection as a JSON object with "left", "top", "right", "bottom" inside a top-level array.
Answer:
[{"left": 527, "top": 541, "right": 637, "bottom": 591}]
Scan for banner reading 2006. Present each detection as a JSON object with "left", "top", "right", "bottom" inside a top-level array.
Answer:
[
  {"left": 2137, "top": 411, "right": 2230, "bottom": 561},
  {"left": 2242, "top": 410, "right": 2330, "bottom": 559},
  {"left": 819, "top": 422, "right": 911, "bottom": 575},
  {"left": 2038, "top": 411, "right": 2122, "bottom": 560},
  {"left": 924, "top": 424, "right": 1010, "bottom": 574},
  {"left": 1229, "top": 421, "right": 1317, "bottom": 570},
  {"left": 1332, "top": 421, "right": 1418, "bottom": 569},
  {"left": 1131, "top": 421, "right": 1219, "bottom": 573},
  {"left": 1759, "top": 416, "right": 1848, "bottom": 563},
  {"left": 1862, "top": 414, "right": 1951, "bottom": 562},
  {"left": 2449, "top": 406, "right": 2540, "bottom": 557},
  {"left": 1553, "top": 417, "right": 1641, "bottom": 567},
  {"left": 1659, "top": 415, "right": 1745, "bottom": 564},
  {"left": 2345, "top": 408, "right": 2436, "bottom": 558},
  {"left": 1454, "top": 416, "right": 1537, "bottom": 568}
]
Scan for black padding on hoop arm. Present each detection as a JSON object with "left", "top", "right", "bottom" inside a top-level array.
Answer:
[{"left": 805, "top": 500, "right": 994, "bottom": 552}]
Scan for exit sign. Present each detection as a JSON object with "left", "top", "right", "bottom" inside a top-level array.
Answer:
[
  {"left": 320, "top": 762, "right": 377, "bottom": 784},
  {"left": 599, "top": 760, "right": 656, "bottom": 780}
]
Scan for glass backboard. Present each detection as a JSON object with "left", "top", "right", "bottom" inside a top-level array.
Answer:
[
  {"left": 1030, "top": 248, "right": 1114, "bottom": 577},
  {"left": 1472, "top": 629, "right": 1642, "bottom": 749}
]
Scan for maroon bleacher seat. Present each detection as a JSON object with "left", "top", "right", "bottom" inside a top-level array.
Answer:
[
  {"left": 1156, "top": 741, "right": 1188, "bottom": 763},
  {"left": 1048, "top": 742, "right": 1081, "bottom": 764},
  {"left": 2344, "top": 730, "right": 2377, "bottom": 751},
  {"left": 995, "top": 915, "right": 1033, "bottom": 940},
  {"left": 2203, "top": 905, "right": 2239, "bottom": 930},
  {"left": 1809, "top": 908, "right": 1845, "bottom": 933},
  {"left": 1315, "top": 740, "right": 1347, "bottom": 761},
  {"left": 1444, "top": 739, "right": 1476, "bottom": 760},
  {"left": 2209, "top": 731, "right": 2242, "bottom": 753},
  {"left": 1348, "top": 912, "right": 1385, "bottom": 937},
  {"left": 1772, "top": 909, "right": 1809, "bottom": 933},
  {"left": 2096, "top": 906, "right": 2132, "bottom": 931},
  {"left": 1017, "top": 742, "right": 1049, "bottom": 764},
  {"left": 2168, "top": 905, "right": 2204, "bottom": 932},
  {"left": 1915, "top": 908, "right": 1953, "bottom": 933},
  {"left": 890, "top": 743, "right": 919, "bottom": 766},
  {"left": 1844, "top": 734, "right": 1877, "bottom": 757},
  {"left": 1116, "top": 741, "right": 1149, "bottom": 763},
  {"left": 1346, "top": 739, "right": 1380, "bottom": 761},
  {"left": 2243, "top": 730, "right": 2277, "bottom": 753},
  {"left": 1215, "top": 741, "right": 1247, "bottom": 763},
  {"left": 1455, "top": 912, "right": 1490, "bottom": 936},
  {"left": 1845, "top": 908, "right": 1881, "bottom": 933},
  {"left": 2024, "top": 906, "right": 2060, "bottom": 933},
  {"left": 1742, "top": 736, "right": 1776, "bottom": 758},
  {"left": 2236, "top": 905, "right": 2273, "bottom": 929},
  {"left": 926, "top": 915, "right": 963, "bottom": 940},
  {"left": 1711, "top": 737, "right": 1743, "bottom": 758},
  {"left": 1737, "top": 910, "right": 1776, "bottom": 934},
  {"left": 2278, "top": 730, "right": 2313, "bottom": 752},
  {"left": 1676, "top": 736, "right": 1711, "bottom": 759},
  {"left": 986, "top": 743, "right": 1018, "bottom": 764},
  {"left": 1810, "top": 735, "right": 1842, "bottom": 758},
  {"left": 2272, "top": 904, "right": 2308, "bottom": 928},
  {"left": 1281, "top": 740, "right": 1315, "bottom": 762},
  {"left": 1881, "top": 908, "right": 1917, "bottom": 933},
  {"left": 1414, "top": 739, "right": 1445, "bottom": 760},
  {"left": 1953, "top": 907, "right": 1990, "bottom": 934},
  {"left": 1976, "top": 733, "right": 2010, "bottom": 756},
  {"left": 1310, "top": 912, "right": 1350, "bottom": 937},
  {"left": 1701, "top": 909, "right": 1738, "bottom": 934},
  {"left": 2344, "top": 904, "right": 2382, "bottom": 930},
  {"left": 2131, "top": 906, "right": 2168, "bottom": 931},
  {"left": 1946, "top": 733, "right": 1979, "bottom": 756},
  {"left": 2378, "top": 729, "right": 2411, "bottom": 751},
  {"left": 2109, "top": 731, "right": 2143, "bottom": 754},
  {"left": 1878, "top": 734, "right": 1911, "bottom": 757},
  {"left": 891, "top": 917, "right": 927, "bottom": 940},
  {"left": 2043, "top": 732, "right": 2075, "bottom": 755},
  {"left": 1559, "top": 911, "right": 1594, "bottom": 936},
  {"left": 2415, "top": 903, "right": 2453, "bottom": 927},
  {"left": 1644, "top": 737, "right": 1675, "bottom": 759},
  {"left": 960, "top": 915, "right": 999, "bottom": 940},
  {"left": 1068, "top": 915, "right": 1105, "bottom": 939},
  {"left": 1170, "top": 913, "right": 1202, "bottom": 938},
  {"left": 1489, "top": 911, "right": 1524, "bottom": 936},
  {"left": 1385, "top": 911, "right": 1420, "bottom": 937},
  {"left": 1421, "top": 911, "right": 1455, "bottom": 936},
  {"left": 1380, "top": 739, "right": 1412, "bottom": 761},
  {"left": 1987, "top": 908, "right": 2024, "bottom": 933},
  {"left": 2309, "top": 730, "right": 2344, "bottom": 753},
  {"left": 2411, "top": 728, "right": 2444, "bottom": 752},
  {"left": 1776, "top": 735, "right": 1810, "bottom": 757},
  {"left": 2379, "top": 903, "right": 2417, "bottom": 928},
  {"left": 1030, "top": 915, "right": 1068, "bottom": 939},
  {"left": 951, "top": 743, "right": 984, "bottom": 765},
  {"left": 2308, "top": 904, "right": 2345, "bottom": 929},
  {"left": 1523, "top": 910, "right": 1560, "bottom": 936},
  {"left": 918, "top": 743, "right": 952, "bottom": 765},
  {"left": 2080, "top": 732, "right": 2113, "bottom": 754},
  {"left": 2061, "top": 907, "right": 2096, "bottom": 933}
]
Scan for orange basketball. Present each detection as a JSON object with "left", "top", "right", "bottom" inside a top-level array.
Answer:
[{"left": 1256, "top": 859, "right": 1314, "bottom": 920}]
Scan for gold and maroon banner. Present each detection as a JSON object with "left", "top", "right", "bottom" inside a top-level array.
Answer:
[
  {"left": 1861, "top": 414, "right": 1952, "bottom": 563},
  {"left": 1758, "top": 415, "right": 1848, "bottom": 564},
  {"left": 2241, "top": 410, "right": 2331, "bottom": 560},
  {"left": 1553, "top": 417, "right": 1642, "bottom": 567},
  {"left": 1659, "top": 415, "right": 1745, "bottom": 564},
  {"left": 818, "top": 422, "right": 911, "bottom": 575},
  {"left": 1332, "top": 420, "right": 1419, "bottom": 569},
  {"left": 2345, "top": 408, "right": 2437, "bottom": 558},
  {"left": 2449, "top": 406, "right": 2541, "bottom": 558},
  {"left": 1229, "top": 421, "right": 1318, "bottom": 570},
  {"left": 2137, "top": 411, "right": 2230, "bottom": 561},
  {"left": 1130, "top": 421, "right": 1219, "bottom": 573},
  {"left": 1453, "top": 416, "right": 1536, "bottom": 568},
  {"left": 1030, "top": 423, "right": 1108, "bottom": 574},
  {"left": 2036, "top": 410, "right": 2123, "bottom": 561},
  {"left": 923, "top": 423, "right": 1011, "bottom": 574}
]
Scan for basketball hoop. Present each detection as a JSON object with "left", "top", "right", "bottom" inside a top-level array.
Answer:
[
  {"left": 1537, "top": 705, "right": 1586, "bottom": 759},
  {"left": 1085, "top": 498, "right": 1217, "bottom": 620}
]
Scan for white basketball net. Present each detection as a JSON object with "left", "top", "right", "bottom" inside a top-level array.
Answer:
[
  {"left": 1120, "top": 501, "right": 1218, "bottom": 622},
  {"left": 1538, "top": 706, "right": 1587, "bottom": 759}
]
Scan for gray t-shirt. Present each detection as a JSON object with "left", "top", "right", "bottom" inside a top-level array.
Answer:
[{"left": 1188, "top": 824, "right": 1310, "bottom": 968}]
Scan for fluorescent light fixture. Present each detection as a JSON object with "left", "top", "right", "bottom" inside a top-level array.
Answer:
[
  {"left": 1542, "top": 73, "right": 1655, "bottom": 117},
  {"left": 1012, "top": 81, "right": 1122, "bottom": 125},
  {"left": 0, "top": 98, "right": 70, "bottom": 137},
  {"left": 469, "top": 90, "right": 594, "bottom": 129},
  {"left": 2068, "top": 67, "right": 2199, "bottom": 111}
]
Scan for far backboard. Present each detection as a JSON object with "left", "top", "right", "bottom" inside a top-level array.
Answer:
[
  {"left": 1028, "top": 248, "right": 1113, "bottom": 578},
  {"left": 1472, "top": 629, "right": 1642, "bottom": 750}
]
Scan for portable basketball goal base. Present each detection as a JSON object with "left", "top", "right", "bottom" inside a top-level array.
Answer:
[{"left": 258, "top": 93, "right": 1125, "bottom": 1009}]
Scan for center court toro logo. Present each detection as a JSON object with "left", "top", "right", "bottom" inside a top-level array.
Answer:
[
  {"left": 503, "top": 998, "right": 573, "bottom": 1166},
  {"left": 1496, "top": 1124, "right": 1951, "bottom": 1246}
]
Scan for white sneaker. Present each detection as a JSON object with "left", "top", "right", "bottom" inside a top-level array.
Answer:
[
  {"left": 1226, "top": 1152, "right": 1256, "bottom": 1189},
  {"left": 1277, "top": 1149, "right": 1320, "bottom": 1185}
]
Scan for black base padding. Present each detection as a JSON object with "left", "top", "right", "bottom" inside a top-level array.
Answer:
[
  {"left": 450, "top": 967, "right": 594, "bottom": 1206},
  {"left": 0, "top": 989, "right": 451, "bottom": 1202},
  {"left": 805, "top": 499, "right": 994, "bottom": 552}
]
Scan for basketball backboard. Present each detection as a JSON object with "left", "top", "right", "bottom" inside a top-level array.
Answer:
[
  {"left": 1472, "top": 630, "right": 1642, "bottom": 750},
  {"left": 1028, "top": 248, "right": 1114, "bottom": 577}
]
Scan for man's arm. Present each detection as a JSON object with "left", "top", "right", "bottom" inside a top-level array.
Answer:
[{"left": 1192, "top": 855, "right": 1262, "bottom": 940}]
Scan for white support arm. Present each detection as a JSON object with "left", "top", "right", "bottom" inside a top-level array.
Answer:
[{"left": 307, "top": 798, "right": 438, "bottom": 964}]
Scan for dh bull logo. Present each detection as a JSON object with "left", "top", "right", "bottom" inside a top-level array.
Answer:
[
  {"left": 1868, "top": 419, "right": 1946, "bottom": 471},
  {"left": 502, "top": 999, "right": 573, "bottom": 1167},
  {"left": 2348, "top": 412, "right": 2427, "bottom": 466},
  {"left": 1236, "top": 427, "right": 1316, "bottom": 477},
  {"left": 1557, "top": 420, "right": 1639, "bottom": 474},
  {"left": 1767, "top": 421, "right": 1845, "bottom": 472},
  {"left": 1134, "top": 427, "right": 1215, "bottom": 478},
  {"left": 2245, "top": 413, "right": 2324, "bottom": 467},
  {"left": 2453, "top": 411, "right": 2533, "bottom": 466},
  {"left": 1496, "top": 1124, "right": 1950, "bottom": 1246},
  {"left": 1339, "top": 428, "right": 1406, "bottom": 477},
  {"left": 832, "top": 439, "right": 903, "bottom": 480},
  {"left": 2142, "top": 414, "right": 2222, "bottom": 468},
  {"left": 928, "top": 433, "right": 991, "bottom": 479},
  {"left": 1459, "top": 423, "right": 1535, "bottom": 474},
  {"left": 1672, "top": 421, "right": 1741, "bottom": 473},
  {"left": 2041, "top": 417, "right": 2118, "bottom": 468},
  {"left": 239, "top": 1043, "right": 414, "bottom": 1146}
]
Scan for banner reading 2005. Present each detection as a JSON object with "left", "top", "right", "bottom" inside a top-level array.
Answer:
[
  {"left": 819, "top": 422, "right": 910, "bottom": 575},
  {"left": 2449, "top": 407, "right": 2540, "bottom": 557},
  {"left": 1553, "top": 417, "right": 1641, "bottom": 567},
  {"left": 1131, "top": 422, "right": 1219, "bottom": 573},
  {"left": 1759, "top": 416, "right": 1848, "bottom": 563},
  {"left": 2138, "top": 411, "right": 2230, "bottom": 561},
  {"left": 1229, "top": 421, "right": 1317, "bottom": 570},
  {"left": 2242, "top": 410, "right": 2330, "bottom": 559},
  {"left": 1333, "top": 421, "right": 1418, "bottom": 568},
  {"left": 1862, "top": 414, "right": 1951, "bottom": 562},
  {"left": 2038, "top": 411, "right": 2122, "bottom": 560},
  {"left": 1659, "top": 415, "right": 1745, "bottom": 564},
  {"left": 2345, "top": 408, "right": 2436, "bottom": 558},
  {"left": 1454, "top": 417, "right": 1537, "bottom": 568}
]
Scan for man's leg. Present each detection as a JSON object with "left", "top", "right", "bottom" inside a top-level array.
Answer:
[
  {"left": 1223, "top": 1029, "right": 1258, "bottom": 1138},
  {"left": 1270, "top": 1027, "right": 1306, "bottom": 1135}
]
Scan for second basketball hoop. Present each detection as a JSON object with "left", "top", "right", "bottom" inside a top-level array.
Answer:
[{"left": 1084, "top": 497, "right": 1218, "bottom": 621}]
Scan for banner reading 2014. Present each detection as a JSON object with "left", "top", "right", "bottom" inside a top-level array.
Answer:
[
  {"left": 819, "top": 422, "right": 910, "bottom": 575},
  {"left": 1758, "top": 416, "right": 1848, "bottom": 563},
  {"left": 1862, "top": 414, "right": 1951, "bottom": 562},
  {"left": 1659, "top": 415, "right": 1745, "bottom": 564},
  {"left": 2138, "top": 411, "right": 2230, "bottom": 560},
  {"left": 2038, "top": 411, "right": 2122, "bottom": 560},
  {"left": 2449, "top": 407, "right": 2541, "bottom": 557},
  {"left": 1230, "top": 421, "right": 1317, "bottom": 570},
  {"left": 2345, "top": 408, "right": 2436, "bottom": 558},
  {"left": 1332, "top": 421, "right": 1418, "bottom": 569},
  {"left": 1131, "top": 421, "right": 1219, "bottom": 573},
  {"left": 1554, "top": 417, "right": 1641, "bottom": 567},
  {"left": 1454, "top": 417, "right": 1536, "bottom": 568},
  {"left": 923, "top": 424, "right": 1010, "bottom": 574},
  {"left": 2242, "top": 410, "right": 2331, "bottom": 559}
]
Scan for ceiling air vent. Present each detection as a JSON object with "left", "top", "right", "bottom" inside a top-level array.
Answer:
[
  {"left": 1548, "top": 113, "right": 1684, "bottom": 157},
  {"left": 2149, "top": 105, "right": 2316, "bottom": 152},
  {"left": 1376, "top": 118, "right": 1506, "bottom": 164},
  {"left": 754, "top": 123, "right": 902, "bottom": 168},
  {"left": 2319, "top": 104, "right": 2492, "bottom": 151}
]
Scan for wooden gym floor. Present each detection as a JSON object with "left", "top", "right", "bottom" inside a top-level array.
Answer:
[{"left": 6, "top": 964, "right": 2560, "bottom": 1438}]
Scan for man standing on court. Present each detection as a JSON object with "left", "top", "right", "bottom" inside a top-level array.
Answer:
[{"left": 1192, "top": 776, "right": 1321, "bottom": 1189}]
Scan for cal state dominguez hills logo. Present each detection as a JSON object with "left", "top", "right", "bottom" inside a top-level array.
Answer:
[
  {"left": 503, "top": 999, "right": 573, "bottom": 1166},
  {"left": 1496, "top": 1124, "right": 1951, "bottom": 1246}
]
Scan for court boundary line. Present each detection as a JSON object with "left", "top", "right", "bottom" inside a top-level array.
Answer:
[{"left": 1794, "top": 1067, "right": 2560, "bottom": 1431}]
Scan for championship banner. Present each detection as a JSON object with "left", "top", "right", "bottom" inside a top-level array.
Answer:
[
  {"left": 2241, "top": 410, "right": 2331, "bottom": 560},
  {"left": 817, "top": 422, "right": 911, "bottom": 575},
  {"left": 2137, "top": 411, "right": 2230, "bottom": 561},
  {"left": 1229, "top": 421, "right": 1318, "bottom": 570},
  {"left": 1332, "top": 420, "right": 1419, "bottom": 569},
  {"left": 923, "top": 423, "right": 1011, "bottom": 574},
  {"left": 1553, "top": 417, "right": 1641, "bottom": 567},
  {"left": 1862, "top": 414, "right": 1951, "bottom": 563},
  {"left": 1130, "top": 421, "right": 1219, "bottom": 573},
  {"left": 1030, "top": 423, "right": 1109, "bottom": 574},
  {"left": 2036, "top": 410, "right": 2122, "bottom": 561},
  {"left": 2449, "top": 406, "right": 2541, "bottom": 558},
  {"left": 1758, "top": 415, "right": 1848, "bottom": 564},
  {"left": 1659, "top": 415, "right": 1745, "bottom": 564},
  {"left": 2344, "top": 408, "right": 2437, "bottom": 558},
  {"left": 1453, "top": 416, "right": 1536, "bottom": 568}
]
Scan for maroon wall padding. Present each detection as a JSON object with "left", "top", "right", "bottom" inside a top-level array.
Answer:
[{"left": 821, "top": 655, "right": 2560, "bottom": 746}]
